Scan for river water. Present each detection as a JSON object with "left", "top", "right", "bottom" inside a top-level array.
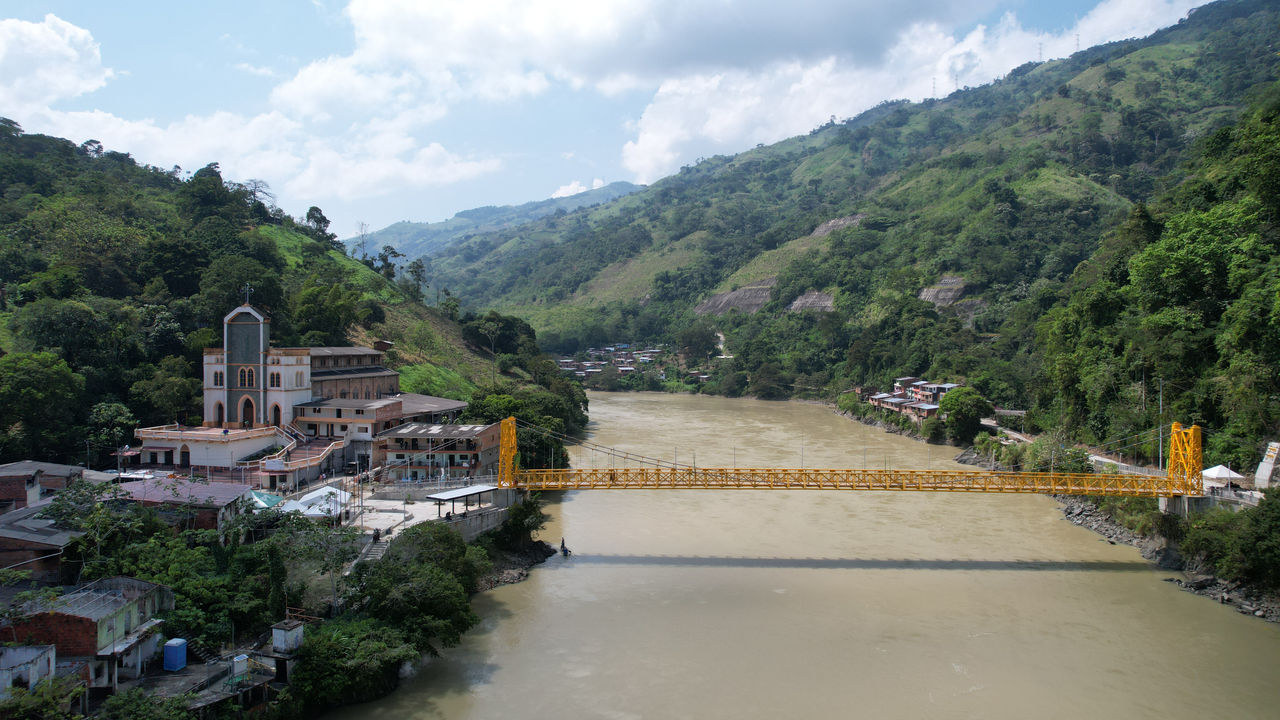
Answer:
[{"left": 333, "top": 392, "right": 1280, "bottom": 719}]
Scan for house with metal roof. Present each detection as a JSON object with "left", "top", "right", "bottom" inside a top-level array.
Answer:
[{"left": 9, "top": 577, "right": 175, "bottom": 693}]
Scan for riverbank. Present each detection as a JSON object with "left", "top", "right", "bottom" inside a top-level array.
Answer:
[{"left": 476, "top": 540, "right": 556, "bottom": 591}]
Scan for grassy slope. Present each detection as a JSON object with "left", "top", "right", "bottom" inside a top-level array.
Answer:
[{"left": 267, "top": 224, "right": 493, "bottom": 400}]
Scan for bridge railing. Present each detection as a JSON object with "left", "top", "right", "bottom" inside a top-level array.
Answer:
[{"left": 510, "top": 466, "right": 1195, "bottom": 497}]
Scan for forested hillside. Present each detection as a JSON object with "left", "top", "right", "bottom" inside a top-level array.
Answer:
[
  {"left": 0, "top": 124, "right": 578, "bottom": 466},
  {"left": 354, "top": 180, "right": 641, "bottom": 264},
  {"left": 416, "top": 0, "right": 1280, "bottom": 469}
]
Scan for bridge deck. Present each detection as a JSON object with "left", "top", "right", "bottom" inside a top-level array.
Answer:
[{"left": 511, "top": 466, "right": 1200, "bottom": 497}]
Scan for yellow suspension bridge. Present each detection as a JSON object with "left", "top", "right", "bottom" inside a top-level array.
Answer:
[{"left": 496, "top": 418, "right": 1204, "bottom": 498}]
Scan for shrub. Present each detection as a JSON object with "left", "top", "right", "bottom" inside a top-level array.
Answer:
[{"left": 922, "top": 417, "right": 947, "bottom": 443}]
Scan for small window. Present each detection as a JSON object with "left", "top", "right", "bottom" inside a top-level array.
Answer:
[
  {"left": 269, "top": 372, "right": 281, "bottom": 388},
  {"left": 246, "top": 368, "right": 255, "bottom": 387}
]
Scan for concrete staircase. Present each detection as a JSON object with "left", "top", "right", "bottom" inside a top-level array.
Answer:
[{"left": 363, "top": 539, "right": 391, "bottom": 563}]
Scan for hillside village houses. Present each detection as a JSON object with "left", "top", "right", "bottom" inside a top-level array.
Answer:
[
  {"left": 133, "top": 302, "right": 473, "bottom": 492},
  {"left": 864, "top": 376, "right": 962, "bottom": 423},
  {"left": 557, "top": 344, "right": 664, "bottom": 380}
]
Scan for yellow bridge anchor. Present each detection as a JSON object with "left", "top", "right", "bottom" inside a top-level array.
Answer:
[{"left": 497, "top": 418, "right": 1202, "bottom": 498}]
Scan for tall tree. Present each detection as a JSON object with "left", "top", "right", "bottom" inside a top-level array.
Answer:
[{"left": 0, "top": 352, "right": 85, "bottom": 463}]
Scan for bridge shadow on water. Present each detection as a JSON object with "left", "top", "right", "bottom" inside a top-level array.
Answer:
[{"left": 568, "top": 555, "right": 1152, "bottom": 572}]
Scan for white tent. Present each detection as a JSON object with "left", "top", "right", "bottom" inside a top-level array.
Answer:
[{"left": 1202, "top": 464, "right": 1244, "bottom": 480}]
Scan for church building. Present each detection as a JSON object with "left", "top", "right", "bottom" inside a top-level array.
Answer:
[{"left": 135, "top": 303, "right": 466, "bottom": 490}]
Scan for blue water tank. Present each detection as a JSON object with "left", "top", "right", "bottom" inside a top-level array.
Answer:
[{"left": 163, "top": 638, "right": 187, "bottom": 671}]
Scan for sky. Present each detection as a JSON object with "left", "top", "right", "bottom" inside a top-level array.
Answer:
[{"left": 1, "top": 0, "right": 1204, "bottom": 239}]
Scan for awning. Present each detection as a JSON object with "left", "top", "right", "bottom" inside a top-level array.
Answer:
[
  {"left": 426, "top": 484, "right": 497, "bottom": 502},
  {"left": 139, "top": 446, "right": 175, "bottom": 452}
]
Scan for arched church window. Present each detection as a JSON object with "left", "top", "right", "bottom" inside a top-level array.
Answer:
[
  {"left": 238, "top": 368, "right": 247, "bottom": 387},
  {"left": 247, "top": 368, "right": 255, "bottom": 387}
]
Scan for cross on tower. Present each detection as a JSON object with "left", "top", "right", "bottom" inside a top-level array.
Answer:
[{"left": 240, "top": 283, "right": 254, "bottom": 305}]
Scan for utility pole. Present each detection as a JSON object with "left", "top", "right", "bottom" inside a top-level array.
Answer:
[{"left": 1158, "top": 378, "right": 1164, "bottom": 471}]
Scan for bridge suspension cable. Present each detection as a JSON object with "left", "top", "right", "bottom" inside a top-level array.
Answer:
[{"left": 497, "top": 419, "right": 1204, "bottom": 498}]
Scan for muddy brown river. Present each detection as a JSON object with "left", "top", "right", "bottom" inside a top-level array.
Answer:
[{"left": 331, "top": 392, "right": 1280, "bottom": 719}]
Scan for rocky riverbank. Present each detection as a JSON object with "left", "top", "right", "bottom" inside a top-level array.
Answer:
[
  {"left": 1055, "top": 495, "right": 1280, "bottom": 622},
  {"left": 476, "top": 540, "right": 556, "bottom": 592}
]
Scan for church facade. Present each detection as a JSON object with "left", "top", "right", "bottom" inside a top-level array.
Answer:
[{"left": 202, "top": 305, "right": 403, "bottom": 429}]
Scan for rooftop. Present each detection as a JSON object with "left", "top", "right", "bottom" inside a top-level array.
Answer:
[
  {"left": 117, "top": 478, "right": 252, "bottom": 508},
  {"left": 23, "top": 577, "right": 172, "bottom": 621},
  {"left": 303, "top": 346, "right": 382, "bottom": 357},
  {"left": 309, "top": 366, "right": 399, "bottom": 381},
  {"left": 378, "top": 423, "right": 494, "bottom": 440},
  {"left": 426, "top": 484, "right": 498, "bottom": 502},
  {"left": 0, "top": 501, "right": 82, "bottom": 547},
  {"left": 395, "top": 393, "right": 469, "bottom": 415},
  {"left": 0, "top": 461, "right": 84, "bottom": 479},
  {"left": 296, "top": 396, "right": 404, "bottom": 410}
]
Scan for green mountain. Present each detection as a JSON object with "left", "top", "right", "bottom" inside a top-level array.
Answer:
[
  {"left": 422, "top": 0, "right": 1280, "bottom": 468},
  {"left": 350, "top": 181, "right": 642, "bottom": 261}
]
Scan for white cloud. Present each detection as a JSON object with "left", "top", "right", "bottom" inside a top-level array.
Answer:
[
  {"left": 551, "top": 180, "right": 588, "bottom": 198},
  {"left": 0, "top": 14, "right": 113, "bottom": 112},
  {"left": 234, "top": 62, "right": 277, "bottom": 78},
  {"left": 273, "top": 0, "right": 1012, "bottom": 121},
  {"left": 592, "top": 178, "right": 605, "bottom": 189},
  {"left": 620, "top": 0, "right": 1201, "bottom": 182},
  {"left": 287, "top": 136, "right": 499, "bottom": 202}
]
